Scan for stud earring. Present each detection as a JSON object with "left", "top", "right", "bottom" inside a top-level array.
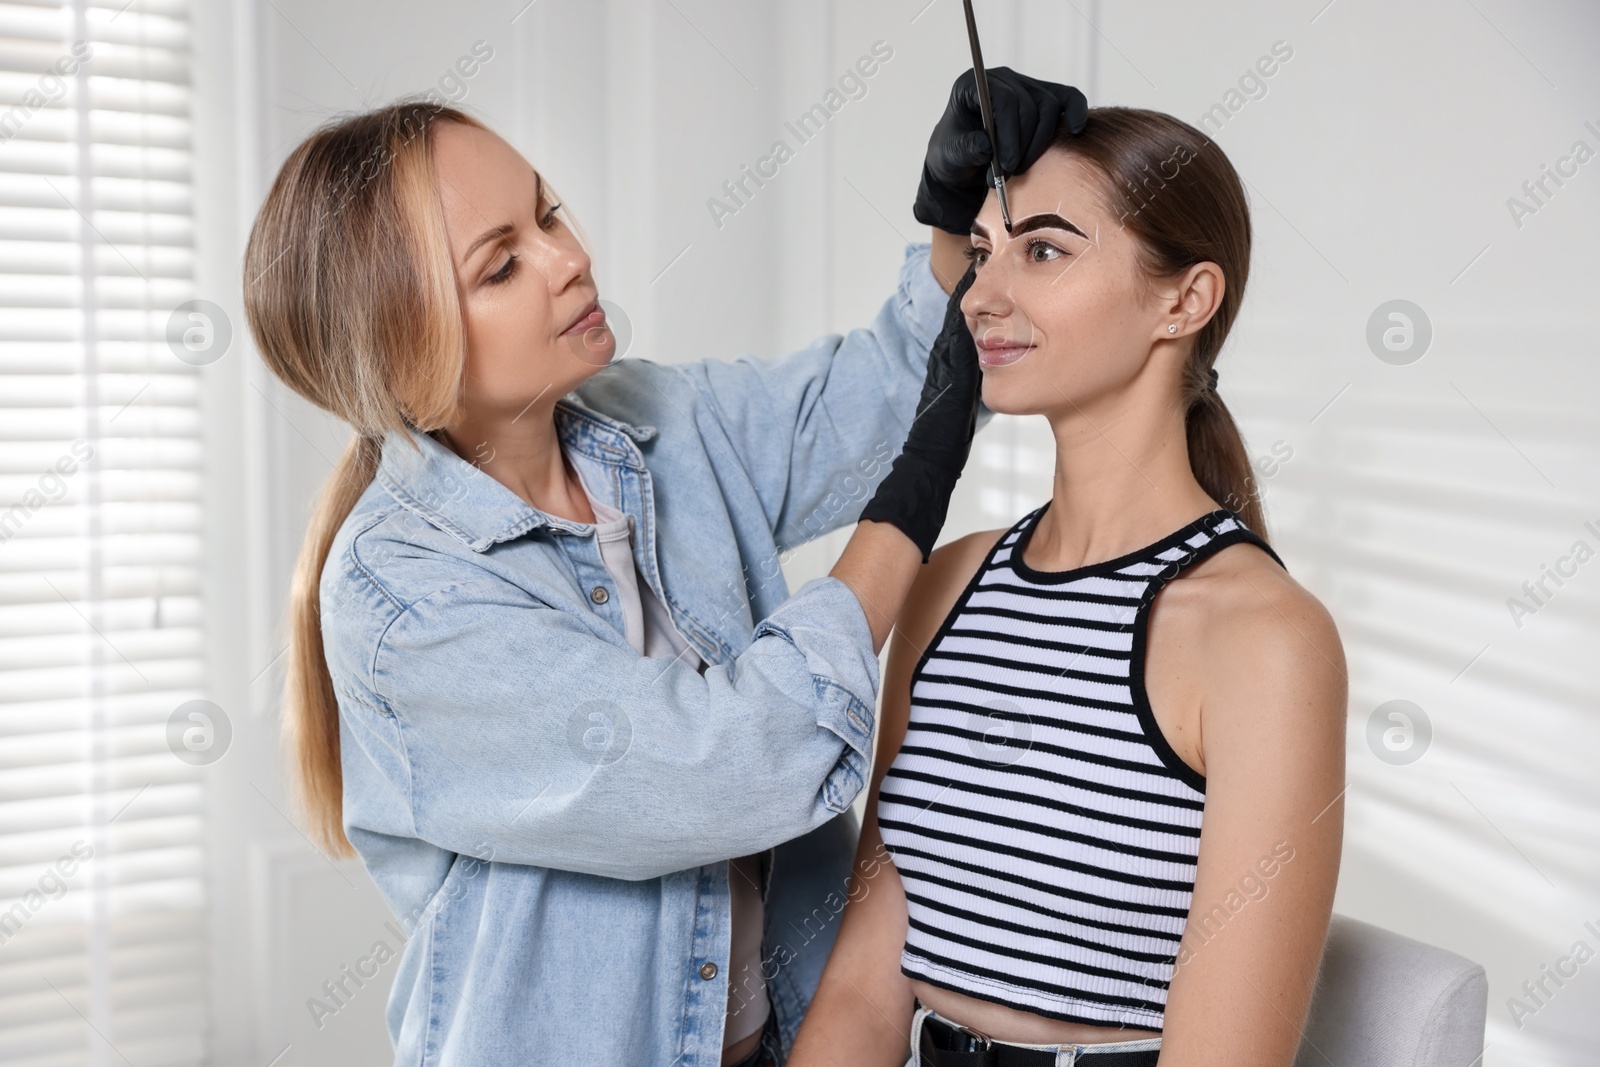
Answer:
[{"left": 1167, "top": 324, "right": 1178, "bottom": 334}]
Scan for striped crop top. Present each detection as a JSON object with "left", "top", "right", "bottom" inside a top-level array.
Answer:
[{"left": 878, "top": 504, "right": 1284, "bottom": 1032}]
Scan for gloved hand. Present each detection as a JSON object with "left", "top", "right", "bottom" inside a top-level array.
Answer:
[
  {"left": 913, "top": 66, "right": 1088, "bottom": 234},
  {"left": 859, "top": 264, "right": 981, "bottom": 562}
]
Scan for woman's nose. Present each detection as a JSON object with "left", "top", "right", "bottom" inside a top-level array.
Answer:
[
  {"left": 962, "top": 264, "right": 1012, "bottom": 320},
  {"left": 530, "top": 233, "right": 590, "bottom": 293}
]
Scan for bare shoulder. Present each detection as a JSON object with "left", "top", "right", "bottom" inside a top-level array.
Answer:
[
  {"left": 1179, "top": 543, "right": 1343, "bottom": 678},
  {"left": 1217, "top": 544, "right": 1336, "bottom": 659},
  {"left": 1162, "top": 540, "right": 1347, "bottom": 751},
  {"left": 898, "top": 527, "right": 1009, "bottom": 651}
]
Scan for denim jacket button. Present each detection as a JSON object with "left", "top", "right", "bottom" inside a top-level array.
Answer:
[
  {"left": 698, "top": 961, "right": 718, "bottom": 981},
  {"left": 590, "top": 586, "right": 610, "bottom": 605}
]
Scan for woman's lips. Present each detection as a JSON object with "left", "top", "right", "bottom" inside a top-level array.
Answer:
[
  {"left": 976, "top": 342, "right": 1035, "bottom": 368},
  {"left": 560, "top": 302, "right": 606, "bottom": 336}
]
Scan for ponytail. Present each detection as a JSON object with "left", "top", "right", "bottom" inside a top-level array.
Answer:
[
  {"left": 1186, "top": 390, "right": 1265, "bottom": 537},
  {"left": 244, "top": 100, "right": 479, "bottom": 855},
  {"left": 283, "top": 434, "right": 383, "bottom": 856}
]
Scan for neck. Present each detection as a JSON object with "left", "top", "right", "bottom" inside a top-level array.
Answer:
[
  {"left": 1028, "top": 392, "right": 1216, "bottom": 572},
  {"left": 434, "top": 403, "right": 596, "bottom": 524}
]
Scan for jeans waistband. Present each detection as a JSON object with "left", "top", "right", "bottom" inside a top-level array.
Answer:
[{"left": 909, "top": 1005, "right": 1162, "bottom": 1067}]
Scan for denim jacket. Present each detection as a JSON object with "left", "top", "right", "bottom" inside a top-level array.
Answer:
[{"left": 319, "top": 242, "right": 950, "bottom": 1066}]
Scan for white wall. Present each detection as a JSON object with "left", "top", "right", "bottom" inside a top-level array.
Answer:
[
  {"left": 1083, "top": 6, "right": 1600, "bottom": 1066},
  {"left": 193, "top": 0, "right": 1599, "bottom": 1063}
]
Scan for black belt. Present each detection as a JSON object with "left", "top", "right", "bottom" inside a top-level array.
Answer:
[{"left": 918, "top": 1013, "right": 1160, "bottom": 1067}]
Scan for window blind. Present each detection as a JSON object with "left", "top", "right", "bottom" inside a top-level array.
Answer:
[{"left": 0, "top": 1, "right": 207, "bottom": 1064}]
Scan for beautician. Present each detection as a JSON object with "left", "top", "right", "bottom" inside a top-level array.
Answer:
[{"left": 242, "top": 69, "right": 1083, "bottom": 1067}]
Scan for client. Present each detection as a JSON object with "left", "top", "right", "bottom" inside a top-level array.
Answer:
[{"left": 792, "top": 106, "right": 1348, "bottom": 1067}]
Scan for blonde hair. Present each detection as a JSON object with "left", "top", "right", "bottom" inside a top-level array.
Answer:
[{"left": 242, "top": 100, "right": 483, "bottom": 856}]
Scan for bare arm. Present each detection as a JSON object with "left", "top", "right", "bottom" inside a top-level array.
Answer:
[
  {"left": 794, "top": 531, "right": 1003, "bottom": 1065},
  {"left": 929, "top": 228, "right": 972, "bottom": 295},
  {"left": 827, "top": 228, "right": 975, "bottom": 654},
  {"left": 828, "top": 521, "right": 922, "bottom": 655},
  {"left": 1157, "top": 563, "right": 1347, "bottom": 1065}
]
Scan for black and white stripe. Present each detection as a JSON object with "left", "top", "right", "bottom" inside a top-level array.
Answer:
[{"left": 879, "top": 505, "right": 1281, "bottom": 1032}]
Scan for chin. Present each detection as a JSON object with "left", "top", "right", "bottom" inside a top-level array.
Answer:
[
  {"left": 557, "top": 329, "right": 618, "bottom": 371},
  {"left": 979, "top": 368, "right": 1053, "bottom": 417}
]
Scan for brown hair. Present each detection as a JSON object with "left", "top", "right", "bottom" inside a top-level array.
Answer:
[
  {"left": 1052, "top": 107, "right": 1267, "bottom": 538},
  {"left": 242, "top": 100, "right": 483, "bottom": 856}
]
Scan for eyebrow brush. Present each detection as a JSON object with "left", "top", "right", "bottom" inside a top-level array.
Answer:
[{"left": 962, "top": 0, "right": 1012, "bottom": 232}]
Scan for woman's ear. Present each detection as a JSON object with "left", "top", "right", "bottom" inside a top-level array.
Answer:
[
  {"left": 1154, "top": 261, "right": 1225, "bottom": 340},
  {"left": 1177, "top": 263, "right": 1222, "bottom": 334}
]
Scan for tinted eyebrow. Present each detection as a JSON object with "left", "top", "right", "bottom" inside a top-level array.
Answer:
[
  {"left": 971, "top": 212, "right": 1088, "bottom": 242},
  {"left": 461, "top": 172, "right": 542, "bottom": 267}
]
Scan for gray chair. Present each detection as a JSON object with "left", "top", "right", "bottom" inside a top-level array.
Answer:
[{"left": 1296, "top": 914, "right": 1488, "bottom": 1067}]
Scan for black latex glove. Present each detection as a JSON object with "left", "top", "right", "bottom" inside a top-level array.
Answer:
[
  {"left": 913, "top": 66, "right": 1089, "bottom": 235},
  {"left": 859, "top": 264, "right": 981, "bottom": 562}
]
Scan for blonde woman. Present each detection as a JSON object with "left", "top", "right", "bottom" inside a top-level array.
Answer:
[{"left": 243, "top": 73, "right": 1084, "bottom": 1067}]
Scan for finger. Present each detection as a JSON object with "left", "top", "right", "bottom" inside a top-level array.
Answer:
[
  {"left": 1020, "top": 91, "right": 1062, "bottom": 170},
  {"left": 952, "top": 68, "right": 984, "bottom": 131},
  {"left": 949, "top": 128, "right": 993, "bottom": 170},
  {"left": 1049, "top": 83, "right": 1089, "bottom": 134},
  {"left": 988, "top": 79, "right": 1031, "bottom": 175},
  {"left": 988, "top": 68, "right": 1046, "bottom": 173},
  {"left": 1008, "top": 86, "right": 1040, "bottom": 173}
]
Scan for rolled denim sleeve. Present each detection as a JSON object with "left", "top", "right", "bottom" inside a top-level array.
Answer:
[
  {"left": 749, "top": 575, "right": 880, "bottom": 765},
  {"left": 348, "top": 572, "right": 879, "bottom": 882},
  {"left": 678, "top": 242, "right": 950, "bottom": 549}
]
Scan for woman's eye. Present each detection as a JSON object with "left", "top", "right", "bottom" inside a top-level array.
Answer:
[
  {"left": 962, "top": 245, "right": 990, "bottom": 268},
  {"left": 540, "top": 201, "right": 562, "bottom": 230},
  {"left": 1026, "top": 239, "right": 1066, "bottom": 263},
  {"left": 487, "top": 253, "right": 519, "bottom": 285}
]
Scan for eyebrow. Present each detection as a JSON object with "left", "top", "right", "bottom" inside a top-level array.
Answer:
[
  {"left": 971, "top": 212, "right": 1088, "bottom": 242},
  {"left": 461, "top": 172, "right": 542, "bottom": 267}
]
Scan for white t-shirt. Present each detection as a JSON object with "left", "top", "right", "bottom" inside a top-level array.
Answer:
[{"left": 581, "top": 483, "right": 771, "bottom": 1050}]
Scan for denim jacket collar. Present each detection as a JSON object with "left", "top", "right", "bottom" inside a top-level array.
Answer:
[{"left": 374, "top": 396, "right": 660, "bottom": 553}]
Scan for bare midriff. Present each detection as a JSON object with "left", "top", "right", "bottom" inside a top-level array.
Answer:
[{"left": 912, "top": 979, "right": 1162, "bottom": 1045}]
